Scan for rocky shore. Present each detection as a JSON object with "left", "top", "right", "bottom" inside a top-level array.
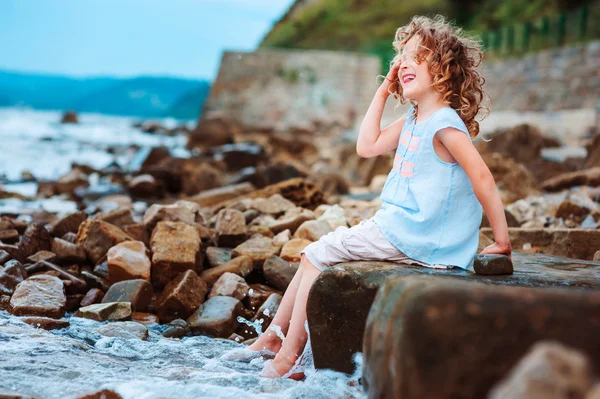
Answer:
[{"left": 1, "top": 111, "right": 600, "bottom": 398}]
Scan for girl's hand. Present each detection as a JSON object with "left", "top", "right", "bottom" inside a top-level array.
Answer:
[
  {"left": 378, "top": 62, "right": 401, "bottom": 95},
  {"left": 480, "top": 242, "right": 512, "bottom": 259}
]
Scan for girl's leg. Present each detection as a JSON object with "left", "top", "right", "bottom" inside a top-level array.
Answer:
[
  {"left": 247, "top": 261, "right": 305, "bottom": 353},
  {"left": 263, "top": 254, "right": 321, "bottom": 378}
]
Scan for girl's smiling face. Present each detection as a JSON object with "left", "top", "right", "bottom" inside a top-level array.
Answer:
[{"left": 398, "top": 36, "right": 433, "bottom": 102}]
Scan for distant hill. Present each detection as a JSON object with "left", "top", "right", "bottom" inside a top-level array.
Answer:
[{"left": 0, "top": 70, "right": 211, "bottom": 119}]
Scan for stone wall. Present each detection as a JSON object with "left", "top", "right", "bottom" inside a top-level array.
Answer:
[{"left": 200, "top": 48, "right": 380, "bottom": 131}]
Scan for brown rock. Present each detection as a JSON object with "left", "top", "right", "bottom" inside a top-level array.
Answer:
[
  {"left": 122, "top": 223, "right": 150, "bottom": 247},
  {"left": 362, "top": 276, "right": 600, "bottom": 399},
  {"left": 251, "top": 194, "right": 295, "bottom": 216},
  {"left": 26, "top": 250, "right": 56, "bottom": 263},
  {"left": 162, "top": 319, "right": 190, "bottom": 338},
  {"left": 181, "top": 161, "right": 222, "bottom": 196},
  {"left": 208, "top": 272, "right": 249, "bottom": 300},
  {"left": 76, "top": 220, "right": 133, "bottom": 265},
  {"left": 20, "top": 316, "right": 70, "bottom": 330},
  {"left": 480, "top": 227, "right": 600, "bottom": 260},
  {"left": 0, "top": 243, "right": 19, "bottom": 260},
  {"left": 279, "top": 238, "right": 311, "bottom": 263},
  {"left": 76, "top": 302, "right": 131, "bottom": 321},
  {"left": 186, "top": 182, "right": 255, "bottom": 208},
  {"left": 186, "top": 296, "right": 244, "bottom": 338},
  {"left": 0, "top": 260, "right": 27, "bottom": 295},
  {"left": 49, "top": 211, "right": 88, "bottom": 237},
  {"left": 102, "top": 279, "right": 153, "bottom": 312},
  {"left": 215, "top": 208, "right": 247, "bottom": 247},
  {"left": 0, "top": 295, "right": 9, "bottom": 311},
  {"left": 81, "top": 270, "right": 110, "bottom": 292},
  {"left": 131, "top": 312, "right": 159, "bottom": 325},
  {"left": 200, "top": 255, "right": 253, "bottom": 288},
  {"left": 60, "top": 110, "right": 78, "bottom": 124},
  {"left": 76, "top": 389, "right": 123, "bottom": 399},
  {"left": 187, "top": 114, "right": 236, "bottom": 149},
  {"left": 205, "top": 247, "right": 233, "bottom": 268},
  {"left": 0, "top": 228, "right": 19, "bottom": 244},
  {"left": 244, "top": 283, "right": 281, "bottom": 312},
  {"left": 489, "top": 342, "right": 593, "bottom": 399},
  {"left": 26, "top": 260, "right": 87, "bottom": 294},
  {"left": 155, "top": 269, "right": 207, "bottom": 323},
  {"left": 9, "top": 275, "right": 66, "bottom": 318},
  {"left": 51, "top": 238, "right": 86, "bottom": 263},
  {"left": 150, "top": 221, "right": 202, "bottom": 289},
  {"left": 95, "top": 321, "right": 148, "bottom": 340},
  {"left": 107, "top": 241, "right": 151, "bottom": 283},
  {"left": 94, "top": 208, "right": 135, "bottom": 229},
  {"left": 80, "top": 288, "right": 104, "bottom": 307},
  {"left": 143, "top": 200, "right": 205, "bottom": 232},
  {"left": 128, "top": 174, "right": 162, "bottom": 198},
  {"left": 555, "top": 200, "right": 590, "bottom": 223},
  {"left": 61, "top": 232, "right": 78, "bottom": 243},
  {"left": 541, "top": 167, "right": 600, "bottom": 192},
  {"left": 263, "top": 255, "right": 299, "bottom": 291},
  {"left": 18, "top": 223, "right": 51, "bottom": 262},
  {"left": 0, "top": 250, "right": 11, "bottom": 265},
  {"left": 55, "top": 169, "right": 89, "bottom": 195},
  {"left": 231, "top": 235, "right": 281, "bottom": 270},
  {"left": 293, "top": 219, "right": 332, "bottom": 241},
  {"left": 473, "top": 254, "right": 514, "bottom": 275}
]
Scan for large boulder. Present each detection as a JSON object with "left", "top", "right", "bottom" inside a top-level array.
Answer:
[
  {"left": 306, "top": 252, "right": 600, "bottom": 374},
  {"left": 362, "top": 276, "right": 600, "bottom": 399}
]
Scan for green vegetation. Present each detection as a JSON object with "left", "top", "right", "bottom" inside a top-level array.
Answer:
[{"left": 260, "top": 0, "right": 598, "bottom": 74}]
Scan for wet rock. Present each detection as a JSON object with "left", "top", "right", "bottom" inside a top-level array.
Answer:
[
  {"left": 61, "top": 232, "right": 78, "bottom": 243},
  {"left": 93, "top": 262, "right": 109, "bottom": 280},
  {"left": 541, "top": 167, "right": 600, "bottom": 192},
  {"left": 80, "top": 288, "right": 104, "bottom": 307},
  {"left": 94, "top": 208, "right": 135, "bottom": 229},
  {"left": 187, "top": 113, "right": 236, "bottom": 149},
  {"left": 76, "top": 220, "right": 133, "bottom": 265},
  {"left": 162, "top": 319, "right": 190, "bottom": 338},
  {"left": 244, "top": 283, "right": 281, "bottom": 312},
  {"left": 131, "top": 312, "right": 159, "bottom": 325},
  {"left": 489, "top": 342, "right": 593, "bottom": 399},
  {"left": 252, "top": 293, "right": 281, "bottom": 333},
  {"left": 187, "top": 182, "right": 255, "bottom": 208},
  {"left": 76, "top": 389, "right": 123, "bottom": 399},
  {"left": 0, "top": 260, "right": 27, "bottom": 295},
  {"left": 263, "top": 255, "right": 299, "bottom": 291},
  {"left": 66, "top": 294, "right": 84, "bottom": 312},
  {"left": 9, "top": 275, "right": 66, "bottom": 318},
  {"left": 205, "top": 247, "right": 232, "bottom": 268},
  {"left": 308, "top": 253, "right": 600, "bottom": 374},
  {"left": 293, "top": 219, "right": 332, "bottom": 241},
  {"left": 155, "top": 270, "right": 207, "bottom": 323},
  {"left": 0, "top": 295, "right": 9, "bottom": 311},
  {"left": 95, "top": 321, "right": 149, "bottom": 340},
  {"left": 18, "top": 223, "right": 51, "bottom": 262},
  {"left": 81, "top": 270, "right": 110, "bottom": 292},
  {"left": 128, "top": 174, "right": 162, "bottom": 198},
  {"left": 51, "top": 238, "right": 86, "bottom": 263},
  {"left": 0, "top": 250, "right": 10, "bottom": 265},
  {"left": 60, "top": 110, "right": 78, "bottom": 124},
  {"left": 107, "top": 241, "right": 151, "bottom": 283},
  {"left": 150, "top": 221, "right": 202, "bottom": 290},
  {"left": 362, "top": 276, "right": 600, "bottom": 399},
  {"left": 215, "top": 208, "right": 247, "bottom": 247},
  {"left": 279, "top": 238, "right": 311, "bottom": 263},
  {"left": 122, "top": 223, "right": 149, "bottom": 247},
  {"left": 208, "top": 272, "right": 249, "bottom": 300},
  {"left": 0, "top": 228, "right": 19, "bottom": 244},
  {"left": 186, "top": 296, "right": 244, "bottom": 338},
  {"left": 480, "top": 227, "right": 600, "bottom": 260},
  {"left": 231, "top": 235, "right": 281, "bottom": 270},
  {"left": 250, "top": 194, "right": 295, "bottom": 216},
  {"left": 26, "top": 250, "right": 56, "bottom": 263},
  {"left": 26, "top": 260, "right": 87, "bottom": 294},
  {"left": 143, "top": 200, "right": 205, "bottom": 232},
  {"left": 0, "top": 244, "right": 21, "bottom": 261},
  {"left": 102, "top": 279, "right": 153, "bottom": 312},
  {"left": 199, "top": 255, "right": 253, "bottom": 288},
  {"left": 20, "top": 316, "right": 70, "bottom": 330},
  {"left": 473, "top": 254, "right": 514, "bottom": 275},
  {"left": 76, "top": 302, "right": 131, "bottom": 321}
]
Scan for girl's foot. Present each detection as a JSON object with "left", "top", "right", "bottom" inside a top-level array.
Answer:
[
  {"left": 259, "top": 359, "right": 304, "bottom": 380},
  {"left": 247, "top": 330, "right": 283, "bottom": 354}
]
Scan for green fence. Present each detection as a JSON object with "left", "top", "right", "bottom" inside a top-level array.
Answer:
[{"left": 482, "top": 2, "right": 600, "bottom": 56}]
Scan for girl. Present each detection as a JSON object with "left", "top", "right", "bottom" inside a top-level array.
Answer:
[{"left": 228, "top": 14, "right": 512, "bottom": 379}]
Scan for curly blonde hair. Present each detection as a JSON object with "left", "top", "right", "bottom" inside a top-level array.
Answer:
[{"left": 384, "top": 15, "right": 489, "bottom": 138}]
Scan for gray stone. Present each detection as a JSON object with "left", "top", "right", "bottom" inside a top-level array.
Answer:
[
  {"left": 208, "top": 272, "right": 249, "bottom": 300},
  {"left": 231, "top": 235, "right": 281, "bottom": 270},
  {"left": 473, "top": 254, "right": 514, "bottom": 275},
  {"left": 95, "top": 321, "right": 148, "bottom": 340},
  {"left": 76, "top": 302, "right": 131, "bottom": 321},
  {"left": 215, "top": 208, "right": 247, "bottom": 247},
  {"left": 199, "top": 255, "right": 253, "bottom": 288},
  {"left": 205, "top": 247, "right": 233, "bottom": 268},
  {"left": 263, "top": 255, "right": 298, "bottom": 291},
  {"left": 9, "top": 275, "right": 66, "bottom": 318},
  {"left": 186, "top": 296, "right": 244, "bottom": 338},
  {"left": 102, "top": 279, "right": 153, "bottom": 312}
]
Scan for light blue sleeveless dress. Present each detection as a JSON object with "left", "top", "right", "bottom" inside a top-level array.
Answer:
[{"left": 373, "top": 106, "right": 483, "bottom": 269}]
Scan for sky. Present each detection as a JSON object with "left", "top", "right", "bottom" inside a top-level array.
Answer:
[{"left": 0, "top": 0, "right": 295, "bottom": 81}]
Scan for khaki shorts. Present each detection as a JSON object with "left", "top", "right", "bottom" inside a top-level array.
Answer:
[{"left": 300, "top": 217, "right": 451, "bottom": 271}]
